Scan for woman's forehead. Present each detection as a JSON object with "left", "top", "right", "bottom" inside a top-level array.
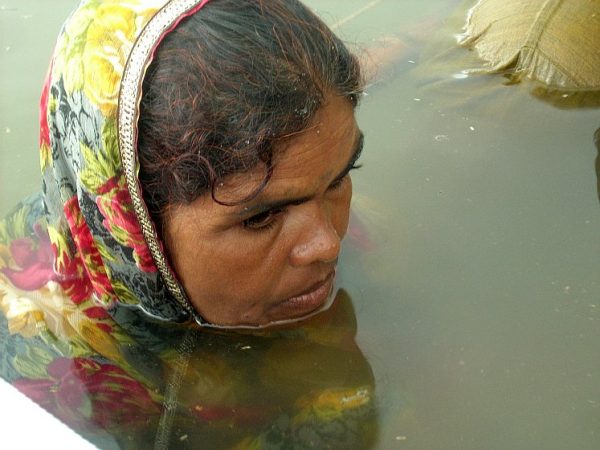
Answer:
[
  {"left": 274, "top": 95, "right": 358, "bottom": 168},
  {"left": 219, "top": 97, "right": 359, "bottom": 198}
]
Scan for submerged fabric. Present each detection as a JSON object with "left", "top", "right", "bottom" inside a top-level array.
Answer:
[{"left": 0, "top": 0, "right": 379, "bottom": 446}]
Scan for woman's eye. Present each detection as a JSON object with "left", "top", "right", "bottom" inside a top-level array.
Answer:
[
  {"left": 328, "top": 164, "right": 362, "bottom": 190},
  {"left": 242, "top": 208, "right": 283, "bottom": 231},
  {"left": 328, "top": 175, "right": 348, "bottom": 190}
]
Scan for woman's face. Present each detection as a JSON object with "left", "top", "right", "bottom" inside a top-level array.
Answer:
[{"left": 164, "top": 94, "right": 362, "bottom": 327}]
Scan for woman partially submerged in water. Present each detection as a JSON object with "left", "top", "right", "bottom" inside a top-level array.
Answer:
[
  {"left": 37, "top": 0, "right": 364, "bottom": 329},
  {"left": 0, "top": 0, "right": 379, "bottom": 447}
]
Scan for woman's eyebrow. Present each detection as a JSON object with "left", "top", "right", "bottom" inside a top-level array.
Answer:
[{"left": 232, "top": 130, "right": 365, "bottom": 218}]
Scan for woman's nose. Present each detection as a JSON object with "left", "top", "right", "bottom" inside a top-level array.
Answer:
[{"left": 290, "top": 206, "right": 341, "bottom": 267}]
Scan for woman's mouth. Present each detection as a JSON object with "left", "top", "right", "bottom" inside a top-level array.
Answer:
[{"left": 269, "top": 271, "right": 336, "bottom": 321}]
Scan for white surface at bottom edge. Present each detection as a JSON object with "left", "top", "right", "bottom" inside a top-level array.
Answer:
[{"left": 0, "top": 377, "right": 99, "bottom": 449}]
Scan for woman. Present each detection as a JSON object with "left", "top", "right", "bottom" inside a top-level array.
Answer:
[
  {"left": 0, "top": 0, "right": 380, "bottom": 447},
  {"left": 39, "top": 0, "right": 363, "bottom": 329}
]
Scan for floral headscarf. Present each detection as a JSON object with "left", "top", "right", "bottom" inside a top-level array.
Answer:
[
  {"left": 0, "top": 1, "right": 211, "bottom": 432},
  {"left": 40, "top": 0, "right": 212, "bottom": 324},
  {"left": 0, "top": 0, "right": 215, "bottom": 381}
]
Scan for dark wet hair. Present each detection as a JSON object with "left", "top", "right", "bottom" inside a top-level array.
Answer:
[{"left": 138, "top": 0, "right": 363, "bottom": 224}]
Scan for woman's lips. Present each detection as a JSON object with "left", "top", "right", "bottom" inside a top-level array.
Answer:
[{"left": 269, "top": 271, "right": 335, "bottom": 320}]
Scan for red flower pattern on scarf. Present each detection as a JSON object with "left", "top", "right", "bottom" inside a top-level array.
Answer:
[
  {"left": 61, "top": 196, "right": 114, "bottom": 303},
  {"left": 13, "top": 357, "right": 160, "bottom": 430},
  {"left": 39, "top": 65, "right": 52, "bottom": 150},
  {"left": 96, "top": 176, "right": 157, "bottom": 273},
  {"left": 0, "top": 224, "right": 57, "bottom": 291}
]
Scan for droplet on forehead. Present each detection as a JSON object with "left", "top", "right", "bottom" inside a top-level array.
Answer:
[{"left": 295, "top": 105, "right": 309, "bottom": 116}]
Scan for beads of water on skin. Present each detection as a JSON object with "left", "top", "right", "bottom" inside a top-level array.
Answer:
[{"left": 295, "top": 105, "right": 309, "bottom": 116}]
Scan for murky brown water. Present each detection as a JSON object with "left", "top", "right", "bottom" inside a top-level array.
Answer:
[{"left": 1, "top": 1, "right": 599, "bottom": 449}]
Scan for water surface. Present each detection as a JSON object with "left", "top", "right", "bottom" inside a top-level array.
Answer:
[{"left": 1, "top": 1, "right": 599, "bottom": 449}]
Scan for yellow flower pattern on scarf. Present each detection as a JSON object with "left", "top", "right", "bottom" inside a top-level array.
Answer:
[{"left": 52, "top": 0, "right": 160, "bottom": 115}]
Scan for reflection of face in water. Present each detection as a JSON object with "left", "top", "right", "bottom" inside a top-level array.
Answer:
[
  {"left": 19, "top": 291, "right": 378, "bottom": 449},
  {"left": 595, "top": 128, "right": 600, "bottom": 203},
  {"left": 170, "top": 290, "right": 378, "bottom": 449}
]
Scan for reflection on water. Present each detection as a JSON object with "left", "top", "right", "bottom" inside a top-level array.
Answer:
[
  {"left": 0, "top": 259, "right": 378, "bottom": 449},
  {"left": 2, "top": 1, "right": 600, "bottom": 449}
]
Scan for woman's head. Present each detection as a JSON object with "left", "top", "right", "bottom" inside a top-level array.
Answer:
[
  {"left": 41, "top": 0, "right": 363, "bottom": 328},
  {"left": 138, "top": 0, "right": 363, "bottom": 326},
  {"left": 138, "top": 0, "right": 362, "bottom": 221},
  {"left": 161, "top": 94, "right": 362, "bottom": 326}
]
